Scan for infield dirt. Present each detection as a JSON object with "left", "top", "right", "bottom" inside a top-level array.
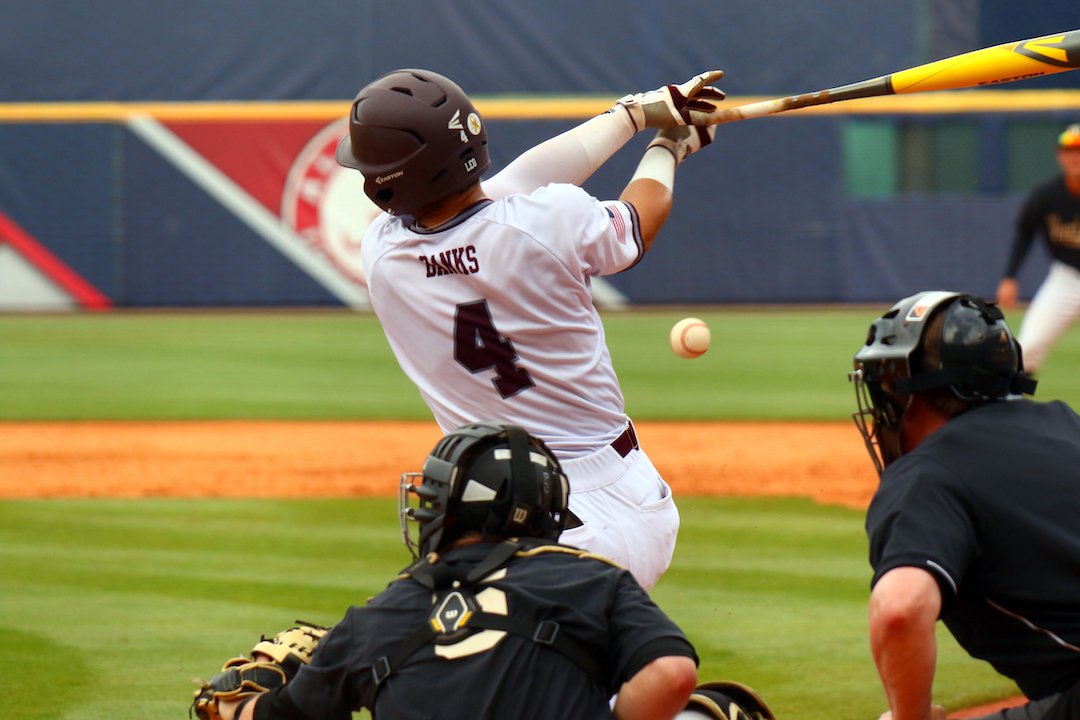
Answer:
[{"left": 0, "top": 420, "right": 876, "bottom": 504}]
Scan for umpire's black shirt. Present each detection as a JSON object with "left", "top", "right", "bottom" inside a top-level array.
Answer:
[
  {"left": 867, "top": 399, "right": 1080, "bottom": 700},
  {"left": 277, "top": 542, "right": 697, "bottom": 719}
]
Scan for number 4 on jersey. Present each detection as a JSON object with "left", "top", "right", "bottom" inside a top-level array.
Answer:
[{"left": 454, "top": 300, "right": 535, "bottom": 398}]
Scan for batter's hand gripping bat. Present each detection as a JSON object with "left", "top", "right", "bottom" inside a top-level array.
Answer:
[{"left": 710, "top": 29, "right": 1080, "bottom": 124}]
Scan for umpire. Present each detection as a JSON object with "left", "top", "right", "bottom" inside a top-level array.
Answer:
[
  {"left": 193, "top": 421, "right": 704, "bottom": 720},
  {"left": 849, "top": 290, "right": 1080, "bottom": 720}
]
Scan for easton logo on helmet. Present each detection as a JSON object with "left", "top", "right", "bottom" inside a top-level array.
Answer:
[{"left": 376, "top": 170, "right": 405, "bottom": 184}]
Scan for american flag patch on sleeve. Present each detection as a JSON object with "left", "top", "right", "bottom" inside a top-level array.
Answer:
[
  {"left": 606, "top": 206, "right": 626, "bottom": 237},
  {"left": 605, "top": 202, "right": 644, "bottom": 268}
]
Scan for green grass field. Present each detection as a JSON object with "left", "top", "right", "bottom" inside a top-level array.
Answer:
[
  {"left": 0, "top": 497, "right": 1018, "bottom": 720},
  {"left": 4, "top": 306, "right": 1076, "bottom": 719},
  {"left": 2, "top": 306, "right": 1078, "bottom": 420}
]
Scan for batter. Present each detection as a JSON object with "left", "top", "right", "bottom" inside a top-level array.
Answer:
[{"left": 335, "top": 68, "right": 725, "bottom": 590}]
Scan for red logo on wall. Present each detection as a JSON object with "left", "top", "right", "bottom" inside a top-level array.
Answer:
[{"left": 280, "top": 119, "right": 381, "bottom": 287}]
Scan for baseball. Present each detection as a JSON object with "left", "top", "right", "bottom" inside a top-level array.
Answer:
[{"left": 669, "top": 317, "right": 710, "bottom": 359}]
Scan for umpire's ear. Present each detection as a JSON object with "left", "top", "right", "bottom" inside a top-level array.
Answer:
[{"left": 676, "top": 680, "right": 776, "bottom": 720}]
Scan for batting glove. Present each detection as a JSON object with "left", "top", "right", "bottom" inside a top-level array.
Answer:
[
  {"left": 615, "top": 70, "right": 726, "bottom": 131},
  {"left": 647, "top": 125, "right": 717, "bottom": 165}
]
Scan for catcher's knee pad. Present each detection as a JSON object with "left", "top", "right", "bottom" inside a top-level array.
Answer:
[{"left": 676, "top": 680, "right": 776, "bottom": 720}]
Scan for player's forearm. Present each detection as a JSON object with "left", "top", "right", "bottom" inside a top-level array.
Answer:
[
  {"left": 621, "top": 146, "right": 676, "bottom": 251},
  {"left": 215, "top": 695, "right": 258, "bottom": 720},
  {"left": 483, "top": 110, "right": 637, "bottom": 198},
  {"left": 1005, "top": 206, "right": 1042, "bottom": 276},
  {"left": 874, "top": 640, "right": 938, "bottom": 720},
  {"left": 612, "top": 656, "right": 697, "bottom": 720},
  {"left": 870, "top": 569, "right": 942, "bottom": 720},
  {"left": 1003, "top": 234, "right": 1035, "bottom": 278},
  {"left": 238, "top": 697, "right": 257, "bottom": 720}
]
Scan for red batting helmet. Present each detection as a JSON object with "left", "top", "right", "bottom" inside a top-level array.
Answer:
[{"left": 335, "top": 69, "right": 490, "bottom": 215}]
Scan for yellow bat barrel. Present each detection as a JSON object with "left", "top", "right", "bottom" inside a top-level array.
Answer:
[{"left": 890, "top": 29, "right": 1080, "bottom": 94}]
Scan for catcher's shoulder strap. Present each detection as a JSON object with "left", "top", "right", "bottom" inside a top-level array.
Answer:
[
  {"left": 393, "top": 538, "right": 623, "bottom": 589},
  {"left": 513, "top": 540, "right": 625, "bottom": 569},
  {"left": 372, "top": 539, "right": 606, "bottom": 690}
]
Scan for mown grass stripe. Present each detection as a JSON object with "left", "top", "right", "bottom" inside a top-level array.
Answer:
[{"left": 0, "top": 497, "right": 1019, "bottom": 719}]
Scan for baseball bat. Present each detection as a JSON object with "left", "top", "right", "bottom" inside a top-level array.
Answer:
[{"left": 711, "top": 29, "right": 1080, "bottom": 124}]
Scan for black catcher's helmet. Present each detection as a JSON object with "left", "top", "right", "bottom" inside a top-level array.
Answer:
[
  {"left": 850, "top": 291, "right": 1036, "bottom": 474},
  {"left": 335, "top": 69, "right": 490, "bottom": 216},
  {"left": 400, "top": 422, "right": 570, "bottom": 559}
]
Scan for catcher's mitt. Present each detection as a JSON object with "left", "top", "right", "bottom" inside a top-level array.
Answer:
[
  {"left": 191, "top": 621, "right": 329, "bottom": 720},
  {"left": 680, "top": 680, "right": 776, "bottom": 720}
]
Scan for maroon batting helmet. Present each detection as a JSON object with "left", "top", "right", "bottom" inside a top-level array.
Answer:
[{"left": 335, "top": 69, "right": 490, "bottom": 215}]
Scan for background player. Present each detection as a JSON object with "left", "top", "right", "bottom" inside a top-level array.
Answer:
[
  {"left": 996, "top": 123, "right": 1080, "bottom": 373},
  {"left": 334, "top": 68, "right": 725, "bottom": 590},
  {"left": 849, "top": 290, "right": 1080, "bottom": 720}
]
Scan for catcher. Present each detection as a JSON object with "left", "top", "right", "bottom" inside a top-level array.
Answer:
[{"left": 191, "top": 422, "right": 776, "bottom": 720}]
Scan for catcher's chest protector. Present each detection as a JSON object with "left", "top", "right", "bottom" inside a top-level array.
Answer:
[{"left": 370, "top": 540, "right": 605, "bottom": 698}]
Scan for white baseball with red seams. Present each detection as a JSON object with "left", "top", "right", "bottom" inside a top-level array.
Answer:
[{"left": 670, "top": 317, "right": 710, "bottom": 358}]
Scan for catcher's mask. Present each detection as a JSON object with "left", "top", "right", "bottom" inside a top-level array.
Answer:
[
  {"left": 399, "top": 422, "right": 570, "bottom": 559},
  {"left": 335, "top": 68, "right": 489, "bottom": 216},
  {"left": 849, "top": 291, "right": 1036, "bottom": 475}
]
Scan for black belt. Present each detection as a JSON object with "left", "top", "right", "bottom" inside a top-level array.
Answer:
[{"left": 610, "top": 422, "right": 639, "bottom": 457}]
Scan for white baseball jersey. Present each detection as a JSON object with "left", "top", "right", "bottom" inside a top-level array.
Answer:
[
  {"left": 362, "top": 183, "right": 643, "bottom": 459},
  {"left": 364, "top": 182, "right": 680, "bottom": 590}
]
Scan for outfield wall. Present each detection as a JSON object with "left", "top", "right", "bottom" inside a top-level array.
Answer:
[
  {"left": 0, "top": 103, "right": 1067, "bottom": 309},
  {"left": 0, "top": 2, "right": 1076, "bottom": 309}
]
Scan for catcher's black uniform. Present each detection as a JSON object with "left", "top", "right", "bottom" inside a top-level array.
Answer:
[
  {"left": 866, "top": 399, "right": 1080, "bottom": 701},
  {"left": 260, "top": 541, "right": 697, "bottom": 720}
]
